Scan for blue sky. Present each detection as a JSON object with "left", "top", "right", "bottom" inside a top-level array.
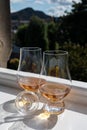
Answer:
[{"left": 10, "top": 0, "right": 81, "bottom": 16}]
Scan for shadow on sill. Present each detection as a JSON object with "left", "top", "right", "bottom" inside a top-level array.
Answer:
[{"left": 0, "top": 82, "right": 87, "bottom": 115}]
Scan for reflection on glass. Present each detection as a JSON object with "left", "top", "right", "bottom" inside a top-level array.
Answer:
[
  {"left": 40, "top": 50, "right": 72, "bottom": 115},
  {"left": 15, "top": 47, "right": 42, "bottom": 115}
]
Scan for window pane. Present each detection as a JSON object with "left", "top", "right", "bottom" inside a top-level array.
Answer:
[{"left": 9, "top": 0, "right": 87, "bottom": 82}]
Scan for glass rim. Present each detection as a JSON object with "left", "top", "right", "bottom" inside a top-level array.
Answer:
[
  {"left": 43, "top": 50, "right": 68, "bottom": 56},
  {"left": 20, "top": 47, "right": 41, "bottom": 51}
]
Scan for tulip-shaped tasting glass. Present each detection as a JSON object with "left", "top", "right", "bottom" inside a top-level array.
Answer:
[
  {"left": 15, "top": 47, "right": 43, "bottom": 115},
  {"left": 39, "top": 50, "right": 72, "bottom": 115}
]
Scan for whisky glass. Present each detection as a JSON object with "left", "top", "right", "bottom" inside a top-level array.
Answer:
[
  {"left": 15, "top": 47, "right": 42, "bottom": 115},
  {"left": 39, "top": 50, "right": 72, "bottom": 115}
]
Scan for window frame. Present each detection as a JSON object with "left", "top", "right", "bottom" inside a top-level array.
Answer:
[{"left": 0, "top": 68, "right": 87, "bottom": 90}]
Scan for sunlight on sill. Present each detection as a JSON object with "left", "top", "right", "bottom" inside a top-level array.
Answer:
[{"left": 0, "top": 67, "right": 87, "bottom": 89}]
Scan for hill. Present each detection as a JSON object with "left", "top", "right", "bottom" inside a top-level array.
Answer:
[{"left": 11, "top": 7, "right": 51, "bottom": 21}]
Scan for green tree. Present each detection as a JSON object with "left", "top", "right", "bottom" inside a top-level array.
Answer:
[
  {"left": 56, "top": 17, "right": 70, "bottom": 45},
  {"left": 47, "top": 21, "right": 57, "bottom": 50},
  {"left": 26, "top": 16, "right": 49, "bottom": 51},
  {"left": 16, "top": 24, "right": 28, "bottom": 46},
  {"left": 71, "top": 0, "right": 87, "bottom": 14},
  {"left": 59, "top": 42, "right": 87, "bottom": 82},
  {"left": 57, "top": 0, "right": 87, "bottom": 46}
]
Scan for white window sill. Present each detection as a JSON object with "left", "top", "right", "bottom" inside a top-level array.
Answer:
[
  {"left": 0, "top": 67, "right": 87, "bottom": 129},
  {"left": 0, "top": 67, "right": 87, "bottom": 89},
  {"left": 0, "top": 68, "right": 18, "bottom": 88}
]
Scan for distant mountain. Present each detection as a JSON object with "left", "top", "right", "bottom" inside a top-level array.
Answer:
[{"left": 11, "top": 7, "right": 51, "bottom": 21}]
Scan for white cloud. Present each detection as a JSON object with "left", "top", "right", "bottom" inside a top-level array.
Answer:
[
  {"left": 47, "top": 0, "right": 81, "bottom": 16},
  {"left": 10, "top": 0, "right": 24, "bottom": 3},
  {"left": 46, "top": 0, "right": 81, "bottom": 5},
  {"left": 47, "top": 0, "right": 81, "bottom": 3},
  {"left": 47, "top": 6, "right": 68, "bottom": 16},
  {"left": 35, "top": 0, "right": 44, "bottom": 4},
  {"left": 11, "top": 0, "right": 44, "bottom": 4}
]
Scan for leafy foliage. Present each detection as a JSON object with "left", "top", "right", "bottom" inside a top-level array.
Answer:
[
  {"left": 47, "top": 21, "right": 57, "bottom": 50},
  {"left": 59, "top": 42, "right": 87, "bottom": 82},
  {"left": 8, "top": 58, "right": 19, "bottom": 70},
  {"left": 16, "top": 25, "right": 28, "bottom": 46},
  {"left": 16, "top": 16, "right": 49, "bottom": 51},
  {"left": 26, "top": 16, "right": 49, "bottom": 51}
]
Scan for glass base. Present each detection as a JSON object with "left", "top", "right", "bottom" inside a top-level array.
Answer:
[
  {"left": 15, "top": 91, "right": 39, "bottom": 115},
  {"left": 43, "top": 101, "right": 65, "bottom": 115}
]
